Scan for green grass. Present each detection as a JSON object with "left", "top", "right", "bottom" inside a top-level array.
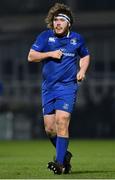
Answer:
[{"left": 0, "top": 139, "right": 115, "bottom": 179}]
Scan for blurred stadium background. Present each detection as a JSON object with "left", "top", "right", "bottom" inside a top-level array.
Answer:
[{"left": 0, "top": 0, "right": 115, "bottom": 140}]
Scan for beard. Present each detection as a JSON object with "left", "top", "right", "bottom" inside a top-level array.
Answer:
[{"left": 54, "top": 26, "right": 69, "bottom": 37}]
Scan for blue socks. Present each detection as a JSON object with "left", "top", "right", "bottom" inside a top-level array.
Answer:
[
  {"left": 49, "top": 135, "right": 69, "bottom": 165},
  {"left": 56, "top": 136, "right": 69, "bottom": 164}
]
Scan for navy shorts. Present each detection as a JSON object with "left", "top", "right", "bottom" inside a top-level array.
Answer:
[{"left": 42, "top": 85, "right": 77, "bottom": 115}]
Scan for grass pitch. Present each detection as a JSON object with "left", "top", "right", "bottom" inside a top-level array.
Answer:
[{"left": 0, "top": 139, "right": 115, "bottom": 179}]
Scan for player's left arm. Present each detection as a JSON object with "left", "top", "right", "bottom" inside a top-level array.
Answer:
[{"left": 77, "top": 55, "right": 90, "bottom": 81}]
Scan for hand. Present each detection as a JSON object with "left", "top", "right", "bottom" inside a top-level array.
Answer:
[
  {"left": 77, "top": 69, "right": 85, "bottom": 82},
  {"left": 49, "top": 50, "right": 63, "bottom": 59}
]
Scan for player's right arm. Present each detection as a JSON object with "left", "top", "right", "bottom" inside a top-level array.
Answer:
[{"left": 28, "top": 49, "right": 62, "bottom": 62}]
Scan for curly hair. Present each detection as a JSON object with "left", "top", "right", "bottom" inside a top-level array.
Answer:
[{"left": 45, "top": 3, "right": 73, "bottom": 29}]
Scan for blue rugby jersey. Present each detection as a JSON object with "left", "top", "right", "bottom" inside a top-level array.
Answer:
[{"left": 31, "top": 29, "right": 89, "bottom": 90}]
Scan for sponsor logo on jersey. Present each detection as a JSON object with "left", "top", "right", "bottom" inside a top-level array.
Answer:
[
  {"left": 48, "top": 37, "right": 56, "bottom": 42},
  {"left": 63, "top": 52, "right": 75, "bottom": 57},
  {"left": 60, "top": 48, "right": 66, "bottom": 52},
  {"left": 60, "top": 48, "right": 75, "bottom": 57}
]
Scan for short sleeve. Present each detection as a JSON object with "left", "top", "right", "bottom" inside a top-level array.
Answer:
[
  {"left": 31, "top": 31, "right": 47, "bottom": 52},
  {"left": 77, "top": 35, "right": 89, "bottom": 58}
]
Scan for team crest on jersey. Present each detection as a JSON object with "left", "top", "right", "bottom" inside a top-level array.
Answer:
[
  {"left": 48, "top": 37, "right": 56, "bottom": 42},
  {"left": 70, "top": 38, "right": 77, "bottom": 45}
]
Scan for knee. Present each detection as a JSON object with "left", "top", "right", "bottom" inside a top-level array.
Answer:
[
  {"left": 56, "top": 113, "right": 69, "bottom": 125},
  {"left": 44, "top": 125, "right": 55, "bottom": 136},
  {"left": 56, "top": 114, "right": 69, "bottom": 136},
  {"left": 56, "top": 117, "right": 68, "bottom": 131}
]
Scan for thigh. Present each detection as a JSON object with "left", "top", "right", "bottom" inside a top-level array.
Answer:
[
  {"left": 56, "top": 110, "right": 71, "bottom": 124},
  {"left": 55, "top": 110, "right": 71, "bottom": 137}
]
